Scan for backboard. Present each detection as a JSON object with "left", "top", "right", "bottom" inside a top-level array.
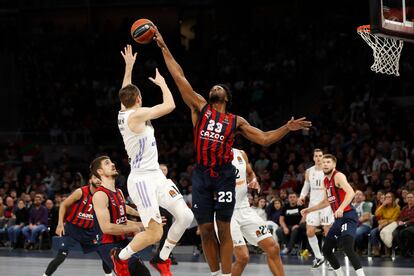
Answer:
[{"left": 370, "top": 0, "right": 414, "bottom": 42}]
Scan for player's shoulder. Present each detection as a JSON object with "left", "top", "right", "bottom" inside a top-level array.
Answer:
[{"left": 334, "top": 170, "right": 345, "bottom": 178}]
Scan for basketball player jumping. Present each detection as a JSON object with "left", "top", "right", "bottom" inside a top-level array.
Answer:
[
  {"left": 113, "top": 45, "right": 194, "bottom": 276},
  {"left": 91, "top": 156, "right": 151, "bottom": 276},
  {"left": 298, "top": 149, "right": 334, "bottom": 268},
  {"left": 301, "top": 154, "right": 365, "bottom": 276},
  {"left": 43, "top": 175, "right": 111, "bottom": 276},
  {"left": 230, "top": 148, "right": 284, "bottom": 276},
  {"left": 154, "top": 30, "right": 311, "bottom": 276}
]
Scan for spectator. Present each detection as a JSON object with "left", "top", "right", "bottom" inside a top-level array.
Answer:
[
  {"left": 352, "top": 190, "right": 373, "bottom": 255},
  {"left": 22, "top": 194, "right": 48, "bottom": 249},
  {"left": 276, "top": 193, "right": 305, "bottom": 255},
  {"left": 251, "top": 196, "right": 267, "bottom": 221},
  {"left": 7, "top": 199, "right": 29, "bottom": 249},
  {"left": 370, "top": 192, "right": 400, "bottom": 257},
  {"left": 45, "top": 199, "right": 58, "bottom": 236},
  {"left": 372, "top": 152, "right": 389, "bottom": 172},
  {"left": 265, "top": 198, "right": 283, "bottom": 226},
  {"left": 392, "top": 192, "right": 414, "bottom": 257}
]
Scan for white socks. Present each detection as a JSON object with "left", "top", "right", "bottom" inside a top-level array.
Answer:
[
  {"left": 308, "top": 235, "right": 323, "bottom": 259},
  {"left": 334, "top": 268, "right": 344, "bottom": 276},
  {"left": 118, "top": 244, "right": 135, "bottom": 260},
  {"left": 160, "top": 240, "right": 176, "bottom": 261},
  {"left": 356, "top": 268, "right": 365, "bottom": 276},
  {"left": 104, "top": 273, "right": 112, "bottom": 276},
  {"left": 211, "top": 270, "right": 221, "bottom": 276},
  {"left": 222, "top": 274, "right": 231, "bottom": 276}
]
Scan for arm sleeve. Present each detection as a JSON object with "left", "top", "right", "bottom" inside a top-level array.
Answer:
[{"left": 300, "top": 180, "right": 310, "bottom": 199}]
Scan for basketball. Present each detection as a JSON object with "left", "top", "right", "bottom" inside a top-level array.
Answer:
[{"left": 130, "top": 18, "right": 156, "bottom": 44}]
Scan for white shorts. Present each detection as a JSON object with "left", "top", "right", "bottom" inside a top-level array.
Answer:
[
  {"left": 306, "top": 205, "right": 334, "bottom": 226},
  {"left": 127, "top": 169, "right": 183, "bottom": 227},
  {"left": 231, "top": 207, "right": 273, "bottom": 247}
]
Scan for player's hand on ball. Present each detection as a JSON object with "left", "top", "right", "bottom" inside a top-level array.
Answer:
[
  {"left": 286, "top": 117, "right": 312, "bottom": 131},
  {"left": 334, "top": 209, "right": 344, "bottom": 218},
  {"left": 148, "top": 68, "right": 166, "bottom": 86},
  {"left": 121, "top": 44, "right": 137, "bottom": 67},
  {"left": 153, "top": 30, "right": 166, "bottom": 49}
]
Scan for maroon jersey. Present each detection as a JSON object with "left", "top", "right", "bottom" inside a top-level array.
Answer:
[
  {"left": 65, "top": 186, "right": 95, "bottom": 229},
  {"left": 324, "top": 170, "right": 352, "bottom": 213},
  {"left": 95, "top": 186, "right": 127, "bottom": 244},
  {"left": 194, "top": 104, "right": 237, "bottom": 167}
]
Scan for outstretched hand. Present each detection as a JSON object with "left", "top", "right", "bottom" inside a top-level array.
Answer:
[
  {"left": 153, "top": 29, "right": 166, "bottom": 49},
  {"left": 148, "top": 68, "right": 166, "bottom": 86},
  {"left": 286, "top": 117, "right": 312, "bottom": 131},
  {"left": 121, "top": 44, "right": 137, "bottom": 67}
]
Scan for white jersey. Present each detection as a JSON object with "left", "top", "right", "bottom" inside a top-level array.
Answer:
[
  {"left": 118, "top": 110, "right": 159, "bottom": 171},
  {"left": 301, "top": 165, "right": 325, "bottom": 207},
  {"left": 232, "top": 149, "right": 249, "bottom": 209}
]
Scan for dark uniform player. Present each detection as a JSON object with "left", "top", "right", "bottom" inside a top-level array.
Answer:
[
  {"left": 301, "top": 154, "right": 365, "bottom": 276},
  {"left": 155, "top": 30, "right": 311, "bottom": 276},
  {"left": 90, "top": 155, "right": 151, "bottom": 276},
  {"left": 43, "top": 175, "right": 111, "bottom": 276}
]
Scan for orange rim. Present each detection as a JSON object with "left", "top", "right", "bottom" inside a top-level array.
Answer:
[{"left": 357, "top": 25, "right": 371, "bottom": 33}]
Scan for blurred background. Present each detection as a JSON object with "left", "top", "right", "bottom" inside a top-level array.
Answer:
[{"left": 0, "top": 0, "right": 413, "bottom": 257}]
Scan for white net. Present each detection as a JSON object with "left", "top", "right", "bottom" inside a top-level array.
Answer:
[{"left": 357, "top": 25, "right": 404, "bottom": 76}]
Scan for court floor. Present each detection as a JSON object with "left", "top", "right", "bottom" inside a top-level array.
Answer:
[{"left": 1, "top": 247, "right": 413, "bottom": 276}]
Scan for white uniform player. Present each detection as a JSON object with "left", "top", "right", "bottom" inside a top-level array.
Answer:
[
  {"left": 301, "top": 165, "right": 334, "bottom": 227},
  {"left": 114, "top": 45, "right": 193, "bottom": 273},
  {"left": 230, "top": 148, "right": 272, "bottom": 247},
  {"left": 298, "top": 149, "right": 334, "bottom": 268},
  {"left": 118, "top": 111, "right": 183, "bottom": 226},
  {"left": 228, "top": 148, "right": 284, "bottom": 276}
]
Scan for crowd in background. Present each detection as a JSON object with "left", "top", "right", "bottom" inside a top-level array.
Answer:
[{"left": 1, "top": 2, "right": 414, "bottom": 258}]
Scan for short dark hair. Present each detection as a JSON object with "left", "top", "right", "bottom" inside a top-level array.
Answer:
[
  {"left": 89, "top": 155, "right": 110, "bottom": 179},
  {"left": 323, "top": 154, "right": 337, "bottom": 163},
  {"left": 314, "top": 148, "right": 323, "bottom": 154},
  {"left": 119, "top": 84, "right": 141, "bottom": 108},
  {"left": 217, "top": 83, "right": 232, "bottom": 111}
]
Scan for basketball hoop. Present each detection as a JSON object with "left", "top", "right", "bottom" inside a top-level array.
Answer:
[{"left": 357, "top": 25, "right": 404, "bottom": 76}]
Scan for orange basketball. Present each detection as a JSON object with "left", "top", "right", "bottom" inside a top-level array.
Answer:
[{"left": 130, "top": 19, "right": 156, "bottom": 44}]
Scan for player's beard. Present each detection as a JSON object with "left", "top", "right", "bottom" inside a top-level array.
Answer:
[
  {"left": 324, "top": 168, "right": 334, "bottom": 175},
  {"left": 209, "top": 92, "right": 223, "bottom": 104},
  {"left": 111, "top": 170, "right": 119, "bottom": 179}
]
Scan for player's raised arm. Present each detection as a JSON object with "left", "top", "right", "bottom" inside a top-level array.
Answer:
[
  {"left": 120, "top": 44, "right": 137, "bottom": 110},
  {"left": 237, "top": 116, "right": 312, "bottom": 146},
  {"left": 129, "top": 68, "right": 175, "bottom": 123},
  {"left": 55, "top": 188, "right": 82, "bottom": 236},
  {"left": 153, "top": 30, "right": 206, "bottom": 112}
]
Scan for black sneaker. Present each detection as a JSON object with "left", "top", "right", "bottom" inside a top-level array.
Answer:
[
  {"left": 170, "top": 254, "right": 178, "bottom": 265},
  {"left": 312, "top": 257, "right": 325, "bottom": 268}
]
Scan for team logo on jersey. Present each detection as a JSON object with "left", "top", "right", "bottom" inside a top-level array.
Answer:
[
  {"left": 237, "top": 156, "right": 243, "bottom": 164},
  {"left": 169, "top": 189, "right": 178, "bottom": 198},
  {"left": 205, "top": 110, "right": 212, "bottom": 119},
  {"left": 255, "top": 225, "right": 269, "bottom": 237}
]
